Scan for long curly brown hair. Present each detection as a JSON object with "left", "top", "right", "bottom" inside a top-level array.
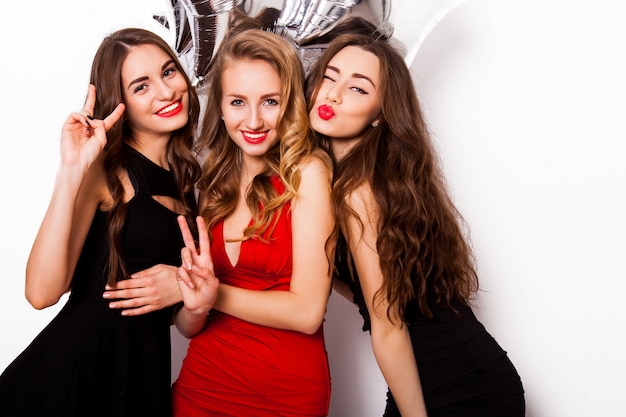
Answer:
[
  {"left": 306, "top": 25, "right": 478, "bottom": 320},
  {"left": 89, "top": 28, "right": 201, "bottom": 285},
  {"left": 196, "top": 28, "right": 319, "bottom": 242}
]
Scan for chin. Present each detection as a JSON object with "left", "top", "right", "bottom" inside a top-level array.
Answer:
[{"left": 310, "top": 119, "right": 329, "bottom": 135}]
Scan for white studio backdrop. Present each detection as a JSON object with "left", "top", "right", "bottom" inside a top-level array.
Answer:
[{"left": 1, "top": 1, "right": 625, "bottom": 416}]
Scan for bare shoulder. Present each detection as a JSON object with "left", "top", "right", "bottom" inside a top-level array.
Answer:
[
  {"left": 298, "top": 149, "right": 333, "bottom": 184},
  {"left": 346, "top": 182, "right": 380, "bottom": 224},
  {"left": 347, "top": 182, "right": 375, "bottom": 209}
]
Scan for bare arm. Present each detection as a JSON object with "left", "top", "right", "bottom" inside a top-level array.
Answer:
[
  {"left": 177, "top": 156, "right": 335, "bottom": 335},
  {"left": 346, "top": 184, "right": 428, "bottom": 417},
  {"left": 215, "top": 157, "right": 334, "bottom": 334},
  {"left": 25, "top": 85, "right": 124, "bottom": 309}
]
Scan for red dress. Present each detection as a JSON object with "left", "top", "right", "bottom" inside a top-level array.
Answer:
[{"left": 172, "top": 178, "right": 331, "bottom": 417}]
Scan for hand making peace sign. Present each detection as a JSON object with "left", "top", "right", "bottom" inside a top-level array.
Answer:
[
  {"left": 176, "top": 215, "right": 219, "bottom": 316},
  {"left": 60, "top": 84, "right": 125, "bottom": 171}
]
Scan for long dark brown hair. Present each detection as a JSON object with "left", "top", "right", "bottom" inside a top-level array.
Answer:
[
  {"left": 196, "top": 28, "right": 324, "bottom": 241},
  {"left": 306, "top": 22, "right": 478, "bottom": 320},
  {"left": 89, "top": 28, "right": 201, "bottom": 285}
]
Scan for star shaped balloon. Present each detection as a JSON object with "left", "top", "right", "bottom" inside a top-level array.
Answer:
[{"left": 153, "top": 0, "right": 467, "bottom": 85}]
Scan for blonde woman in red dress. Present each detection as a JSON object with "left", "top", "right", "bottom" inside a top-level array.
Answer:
[{"left": 171, "top": 28, "right": 335, "bottom": 417}]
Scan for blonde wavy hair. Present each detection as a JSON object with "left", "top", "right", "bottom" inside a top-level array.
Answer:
[{"left": 196, "top": 28, "right": 316, "bottom": 241}]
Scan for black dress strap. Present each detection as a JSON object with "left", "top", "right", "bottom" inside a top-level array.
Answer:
[{"left": 124, "top": 145, "right": 179, "bottom": 198}]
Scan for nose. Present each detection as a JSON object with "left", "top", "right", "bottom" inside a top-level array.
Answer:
[
  {"left": 246, "top": 105, "right": 264, "bottom": 131},
  {"left": 155, "top": 79, "right": 175, "bottom": 100},
  {"left": 325, "top": 85, "right": 342, "bottom": 105}
]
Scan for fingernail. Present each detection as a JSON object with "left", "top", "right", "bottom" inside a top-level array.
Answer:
[
  {"left": 103, "top": 293, "right": 110, "bottom": 299},
  {"left": 105, "top": 285, "right": 112, "bottom": 290},
  {"left": 109, "top": 302, "right": 117, "bottom": 308}
]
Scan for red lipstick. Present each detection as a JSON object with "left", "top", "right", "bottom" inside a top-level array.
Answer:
[
  {"left": 156, "top": 99, "right": 183, "bottom": 117},
  {"left": 318, "top": 105, "right": 335, "bottom": 121},
  {"left": 242, "top": 131, "right": 268, "bottom": 144}
]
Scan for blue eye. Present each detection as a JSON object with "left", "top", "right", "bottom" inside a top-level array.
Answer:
[
  {"left": 230, "top": 99, "right": 244, "bottom": 106},
  {"left": 264, "top": 98, "right": 279, "bottom": 106}
]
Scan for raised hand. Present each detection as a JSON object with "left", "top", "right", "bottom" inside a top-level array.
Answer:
[
  {"left": 176, "top": 215, "right": 219, "bottom": 316},
  {"left": 60, "top": 84, "right": 125, "bottom": 171}
]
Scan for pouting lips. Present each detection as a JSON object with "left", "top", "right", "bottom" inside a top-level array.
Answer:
[{"left": 318, "top": 105, "right": 335, "bottom": 120}]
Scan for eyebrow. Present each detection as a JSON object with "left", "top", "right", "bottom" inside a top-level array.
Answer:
[
  {"left": 326, "top": 64, "right": 377, "bottom": 88},
  {"left": 225, "top": 92, "right": 281, "bottom": 100},
  {"left": 127, "top": 59, "right": 176, "bottom": 90}
]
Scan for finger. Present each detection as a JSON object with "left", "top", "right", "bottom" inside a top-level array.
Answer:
[
  {"left": 129, "top": 263, "right": 165, "bottom": 279},
  {"left": 120, "top": 304, "right": 159, "bottom": 316},
  {"left": 128, "top": 269, "right": 150, "bottom": 279},
  {"left": 196, "top": 216, "right": 210, "bottom": 256},
  {"left": 176, "top": 266, "right": 195, "bottom": 289},
  {"left": 181, "top": 247, "right": 195, "bottom": 271},
  {"left": 66, "top": 111, "right": 94, "bottom": 130},
  {"left": 105, "top": 278, "right": 146, "bottom": 291},
  {"left": 82, "top": 84, "right": 96, "bottom": 117},
  {"left": 103, "top": 288, "right": 142, "bottom": 300},
  {"left": 190, "top": 265, "right": 214, "bottom": 281},
  {"left": 108, "top": 297, "right": 145, "bottom": 309},
  {"left": 177, "top": 216, "right": 197, "bottom": 253},
  {"left": 102, "top": 103, "right": 125, "bottom": 131}
]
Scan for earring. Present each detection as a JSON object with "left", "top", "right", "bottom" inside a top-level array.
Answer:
[{"left": 372, "top": 120, "right": 380, "bottom": 128}]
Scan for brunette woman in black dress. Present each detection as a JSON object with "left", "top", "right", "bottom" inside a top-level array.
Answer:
[{"left": 306, "top": 18, "right": 525, "bottom": 417}]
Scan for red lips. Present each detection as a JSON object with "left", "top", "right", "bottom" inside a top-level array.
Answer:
[{"left": 318, "top": 105, "right": 335, "bottom": 120}]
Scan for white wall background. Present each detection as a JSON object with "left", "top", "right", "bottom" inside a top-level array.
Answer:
[{"left": 1, "top": 1, "right": 624, "bottom": 416}]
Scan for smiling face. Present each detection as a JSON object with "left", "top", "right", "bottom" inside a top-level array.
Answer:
[
  {"left": 220, "top": 58, "right": 281, "bottom": 168},
  {"left": 309, "top": 45, "right": 382, "bottom": 159},
  {"left": 120, "top": 43, "right": 190, "bottom": 142}
]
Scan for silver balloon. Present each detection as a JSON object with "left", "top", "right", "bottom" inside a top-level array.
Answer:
[
  {"left": 294, "top": 0, "right": 359, "bottom": 44},
  {"left": 153, "top": 0, "right": 468, "bottom": 83},
  {"left": 155, "top": 0, "right": 237, "bottom": 84}
]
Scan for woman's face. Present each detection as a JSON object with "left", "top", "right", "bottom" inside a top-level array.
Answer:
[
  {"left": 121, "top": 44, "right": 190, "bottom": 141},
  {"left": 220, "top": 58, "right": 281, "bottom": 166},
  {"left": 309, "top": 45, "right": 382, "bottom": 150}
]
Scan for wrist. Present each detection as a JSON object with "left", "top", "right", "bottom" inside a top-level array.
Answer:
[{"left": 180, "top": 304, "right": 211, "bottom": 319}]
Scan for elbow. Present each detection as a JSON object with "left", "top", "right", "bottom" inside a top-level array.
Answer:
[
  {"left": 26, "top": 291, "right": 60, "bottom": 310},
  {"left": 294, "top": 310, "right": 325, "bottom": 335},
  {"left": 25, "top": 268, "right": 67, "bottom": 310},
  {"left": 25, "top": 283, "right": 63, "bottom": 310}
]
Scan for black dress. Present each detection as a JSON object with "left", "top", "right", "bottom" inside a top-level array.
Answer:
[
  {"left": 335, "top": 236, "right": 526, "bottom": 417},
  {"left": 0, "top": 146, "right": 188, "bottom": 417}
]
